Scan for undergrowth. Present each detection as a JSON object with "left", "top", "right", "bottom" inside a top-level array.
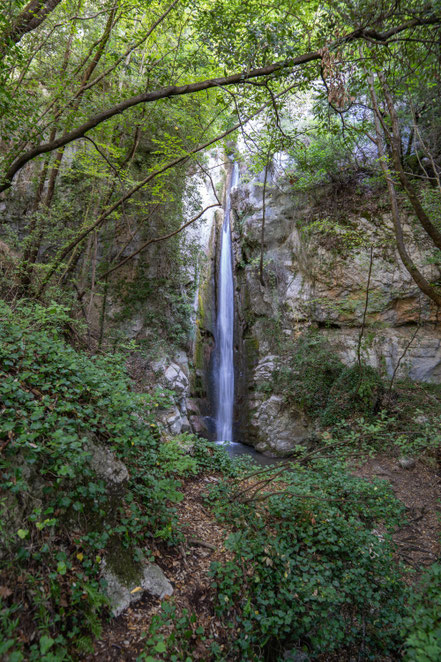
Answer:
[
  {"left": 1, "top": 302, "right": 440, "bottom": 661},
  {"left": 0, "top": 300, "right": 224, "bottom": 660},
  {"left": 272, "top": 332, "right": 384, "bottom": 426},
  {"left": 207, "top": 459, "right": 407, "bottom": 661}
]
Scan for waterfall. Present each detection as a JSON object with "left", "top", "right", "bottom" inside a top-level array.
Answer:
[{"left": 215, "top": 163, "right": 239, "bottom": 442}]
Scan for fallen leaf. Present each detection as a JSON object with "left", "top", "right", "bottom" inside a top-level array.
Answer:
[{"left": 0, "top": 586, "right": 12, "bottom": 598}]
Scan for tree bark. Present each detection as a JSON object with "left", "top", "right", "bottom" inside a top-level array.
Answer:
[
  {"left": 0, "top": 0, "right": 63, "bottom": 58},
  {"left": 378, "top": 72, "right": 441, "bottom": 251}
]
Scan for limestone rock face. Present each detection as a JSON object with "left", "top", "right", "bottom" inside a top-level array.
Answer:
[
  {"left": 149, "top": 357, "right": 194, "bottom": 436},
  {"left": 233, "top": 168, "right": 441, "bottom": 453}
]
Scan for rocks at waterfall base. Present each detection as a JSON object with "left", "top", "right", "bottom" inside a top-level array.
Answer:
[
  {"left": 250, "top": 394, "right": 312, "bottom": 456},
  {"left": 151, "top": 358, "right": 196, "bottom": 435}
]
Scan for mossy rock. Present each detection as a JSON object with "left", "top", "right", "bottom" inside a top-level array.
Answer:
[{"left": 244, "top": 335, "right": 260, "bottom": 370}]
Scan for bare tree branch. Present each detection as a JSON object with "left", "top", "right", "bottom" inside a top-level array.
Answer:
[{"left": 100, "top": 203, "right": 220, "bottom": 279}]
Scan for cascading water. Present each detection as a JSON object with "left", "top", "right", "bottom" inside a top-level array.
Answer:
[{"left": 215, "top": 163, "right": 239, "bottom": 442}]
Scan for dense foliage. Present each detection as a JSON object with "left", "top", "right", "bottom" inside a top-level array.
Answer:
[
  {"left": 0, "top": 300, "right": 200, "bottom": 658},
  {"left": 1, "top": 1, "right": 441, "bottom": 660},
  {"left": 208, "top": 461, "right": 406, "bottom": 660},
  {"left": 271, "top": 332, "right": 383, "bottom": 425},
  {"left": 1, "top": 0, "right": 441, "bottom": 316}
]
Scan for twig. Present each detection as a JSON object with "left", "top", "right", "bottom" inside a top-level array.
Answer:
[
  {"left": 387, "top": 319, "right": 421, "bottom": 401},
  {"left": 100, "top": 203, "right": 220, "bottom": 279},
  {"left": 188, "top": 538, "right": 216, "bottom": 551},
  {"left": 259, "top": 160, "right": 269, "bottom": 286}
]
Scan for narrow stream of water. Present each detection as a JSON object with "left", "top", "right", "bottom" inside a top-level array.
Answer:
[
  {"left": 211, "top": 162, "right": 280, "bottom": 467},
  {"left": 215, "top": 163, "right": 239, "bottom": 442}
]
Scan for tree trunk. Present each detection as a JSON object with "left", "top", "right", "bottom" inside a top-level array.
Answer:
[{"left": 369, "top": 77, "right": 441, "bottom": 308}]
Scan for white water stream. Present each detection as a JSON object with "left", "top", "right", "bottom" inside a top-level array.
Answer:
[{"left": 215, "top": 163, "right": 239, "bottom": 442}]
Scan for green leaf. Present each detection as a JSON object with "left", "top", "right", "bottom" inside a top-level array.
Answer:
[
  {"left": 39, "top": 635, "right": 55, "bottom": 655},
  {"left": 57, "top": 561, "right": 67, "bottom": 575},
  {"left": 154, "top": 640, "right": 167, "bottom": 653}
]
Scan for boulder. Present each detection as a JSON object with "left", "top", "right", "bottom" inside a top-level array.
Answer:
[
  {"left": 165, "top": 406, "right": 184, "bottom": 435},
  {"left": 164, "top": 363, "right": 189, "bottom": 394},
  {"left": 398, "top": 456, "right": 416, "bottom": 470},
  {"left": 190, "top": 415, "right": 208, "bottom": 435},
  {"left": 250, "top": 395, "right": 312, "bottom": 456},
  {"left": 104, "top": 562, "right": 173, "bottom": 617},
  {"left": 88, "top": 443, "right": 129, "bottom": 486}
]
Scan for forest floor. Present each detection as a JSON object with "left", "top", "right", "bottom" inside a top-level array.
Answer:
[
  {"left": 353, "top": 455, "right": 441, "bottom": 573},
  {"left": 85, "top": 456, "right": 441, "bottom": 662},
  {"left": 86, "top": 475, "right": 233, "bottom": 661}
]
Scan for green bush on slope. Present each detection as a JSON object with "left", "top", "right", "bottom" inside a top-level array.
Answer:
[
  {"left": 208, "top": 460, "right": 407, "bottom": 661},
  {"left": 0, "top": 301, "right": 183, "bottom": 659}
]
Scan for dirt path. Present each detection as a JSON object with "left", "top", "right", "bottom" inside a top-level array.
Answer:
[{"left": 353, "top": 455, "right": 441, "bottom": 572}]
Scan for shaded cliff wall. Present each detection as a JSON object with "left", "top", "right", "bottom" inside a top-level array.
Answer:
[{"left": 231, "top": 166, "right": 441, "bottom": 454}]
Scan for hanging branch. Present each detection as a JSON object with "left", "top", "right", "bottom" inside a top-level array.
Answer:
[
  {"left": 35, "top": 82, "right": 301, "bottom": 295},
  {"left": 2, "top": 12, "right": 439, "bottom": 193},
  {"left": 368, "top": 76, "right": 441, "bottom": 308},
  {"left": 259, "top": 161, "right": 269, "bottom": 286},
  {"left": 100, "top": 203, "right": 220, "bottom": 279},
  {"left": 356, "top": 245, "right": 374, "bottom": 370}
]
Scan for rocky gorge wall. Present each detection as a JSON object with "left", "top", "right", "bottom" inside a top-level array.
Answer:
[{"left": 229, "top": 166, "right": 441, "bottom": 455}]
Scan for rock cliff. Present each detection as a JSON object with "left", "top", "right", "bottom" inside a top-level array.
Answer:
[{"left": 231, "top": 168, "right": 441, "bottom": 454}]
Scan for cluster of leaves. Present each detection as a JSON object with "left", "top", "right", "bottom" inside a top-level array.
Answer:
[
  {"left": 207, "top": 459, "right": 407, "bottom": 661},
  {"left": 286, "top": 131, "right": 363, "bottom": 193},
  {"left": 272, "top": 331, "right": 383, "bottom": 425},
  {"left": 0, "top": 300, "right": 204, "bottom": 660},
  {"left": 138, "top": 599, "right": 208, "bottom": 662},
  {"left": 324, "top": 404, "right": 441, "bottom": 461}
]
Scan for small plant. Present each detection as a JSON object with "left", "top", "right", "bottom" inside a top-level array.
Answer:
[{"left": 138, "top": 599, "right": 208, "bottom": 662}]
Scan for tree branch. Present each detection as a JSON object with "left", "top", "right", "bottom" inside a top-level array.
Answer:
[
  {"left": 0, "top": 0, "right": 63, "bottom": 58},
  {"left": 2, "top": 13, "right": 438, "bottom": 192},
  {"left": 100, "top": 203, "right": 220, "bottom": 279}
]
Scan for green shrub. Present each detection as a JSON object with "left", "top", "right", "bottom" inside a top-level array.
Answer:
[
  {"left": 322, "top": 364, "right": 384, "bottom": 425},
  {"left": 403, "top": 564, "right": 441, "bottom": 662},
  {"left": 208, "top": 460, "right": 406, "bottom": 661},
  {"left": 286, "top": 132, "right": 360, "bottom": 192},
  {"left": 0, "top": 300, "right": 191, "bottom": 659},
  {"left": 273, "top": 332, "right": 384, "bottom": 425},
  {"left": 274, "top": 332, "right": 344, "bottom": 417}
]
